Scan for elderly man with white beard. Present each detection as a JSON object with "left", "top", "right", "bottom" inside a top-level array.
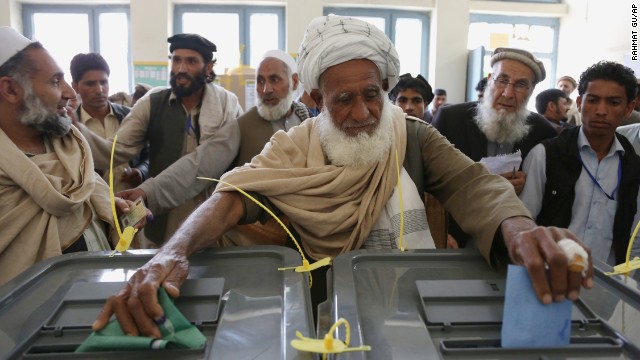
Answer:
[
  {"left": 0, "top": 27, "right": 146, "bottom": 286},
  {"left": 93, "top": 16, "right": 593, "bottom": 339},
  {"left": 221, "top": 49, "right": 311, "bottom": 246},
  {"left": 433, "top": 47, "right": 557, "bottom": 248},
  {"left": 231, "top": 49, "right": 310, "bottom": 168}
]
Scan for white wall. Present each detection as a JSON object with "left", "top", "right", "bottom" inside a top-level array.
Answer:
[
  {"left": 0, "top": 0, "right": 21, "bottom": 29},
  {"left": 557, "top": 0, "right": 636, "bottom": 83},
  {"left": 0, "top": 0, "right": 636, "bottom": 102}
]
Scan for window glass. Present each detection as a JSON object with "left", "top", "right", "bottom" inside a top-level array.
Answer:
[
  {"left": 352, "top": 16, "right": 385, "bottom": 32},
  {"left": 468, "top": 15, "right": 559, "bottom": 109},
  {"left": 32, "top": 13, "right": 90, "bottom": 84},
  {"left": 467, "top": 22, "right": 554, "bottom": 54},
  {"left": 324, "top": 8, "right": 430, "bottom": 77},
  {"left": 182, "top": 12, "right": 240, "bottom": 74},
  {"left": 249, "top": 13, "right": 279, "bottom": 67},
  {"left": 395, "top": 18, "right": 423, "bottom": 76},
  {"left": 99, "top": 12, "right": 130, "bottom": 93},
  {"left": 176, "top": 6, "right": 284, "bottom": 74},
  {"left": 25, "top": 5, "right": 132, "bottom": 92}
]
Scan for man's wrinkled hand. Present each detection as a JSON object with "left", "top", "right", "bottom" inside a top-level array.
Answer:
[
  {"left": 92, "top": 252, "right": 189, "bottom": 338},
  {"left": 501, "top": 217, "right": 593, "bottom": 305}
]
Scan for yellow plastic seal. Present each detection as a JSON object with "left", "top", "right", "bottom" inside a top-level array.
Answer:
[
  {"left": 108, "top": 135, "right": 137, "bottom": 257},
  {"left": 291, "top": 318, "right": 371, "bottom": 359},
  {"left": 198, "top": 177, "right": 332, "bottom": 287},
  {"left": 606, "top": 218, "right": 640, "bottom": 276}
]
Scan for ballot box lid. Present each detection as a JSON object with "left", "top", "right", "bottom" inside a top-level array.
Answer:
[
  {"left": 319, "top": 248, "right": 640, "bottom": 360},
  {"left": 0, "top": 246, "right": 314, "bottom": 360}
]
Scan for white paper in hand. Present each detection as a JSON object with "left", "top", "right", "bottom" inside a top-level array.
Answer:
[{"left": 480, "top": 150, "right": 522, "bottom": 174}]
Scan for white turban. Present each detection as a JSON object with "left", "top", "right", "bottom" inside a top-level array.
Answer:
[
  {"left": 297, "top": 15, "right": 400, "bottom": 94},
  {"left": 0, "top": 27, "right": 34, "bottom": 68}
]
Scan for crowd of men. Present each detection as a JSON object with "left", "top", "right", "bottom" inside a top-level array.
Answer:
[{"left": 3, "top": 13, "right": 640, "bottom": 337}]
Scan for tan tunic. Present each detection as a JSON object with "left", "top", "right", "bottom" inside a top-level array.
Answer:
[
  {"left": 218, "top": 106, "right": 531, "bottom": 263},
  {"left": 0, "top": 126, "right": 114, "bottom": 285}
]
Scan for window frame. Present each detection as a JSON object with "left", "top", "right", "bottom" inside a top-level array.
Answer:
[
  {"left": 174, "top": 4, "right": 285, "bottom": 68},
  {"left": 323, "top": 7, "right": 430, "bottom": 76},
  {"left": 21, "top": 4, "right": 132, "bottom": 91},
  {"left": 469, "top": 13, "right": 560, "bottom": 88}
]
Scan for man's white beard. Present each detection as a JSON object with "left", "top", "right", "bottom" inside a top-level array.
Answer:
[
  {"left": 18, "top": 83, "right": 72, "bottom": 137},
  {"left": 474, "top": 90, "right": 531, "bottom": 144},
  {"left": 256, "top": 84, "right": 296, "bottom": 121},
  {"left": 317, "top": 95, "right": 393, "bottom": 167}
]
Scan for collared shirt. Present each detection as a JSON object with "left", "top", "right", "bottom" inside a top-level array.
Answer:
[
  {"left": 520, "top": 127, "right": 640, "bottom": 265},
  {"left": 79, "top": 106, "right": 119, "bottom": 139},
  {"left": 80, "top": 105, "right": 131, "bottom": 192},
  {"left": 617, "top": 123, "right": 640, "bottom": 154}
]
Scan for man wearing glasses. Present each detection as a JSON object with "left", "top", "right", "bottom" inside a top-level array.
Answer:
[{"left": 433, "top": 47, "right": 557, "bottom": 248}]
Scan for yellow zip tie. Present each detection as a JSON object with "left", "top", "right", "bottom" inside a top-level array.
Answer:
[
  {"left": 605, "top": 218, "right": 640, "bottom": 276},
  {"left": 291, "top": 317, "right": 371, "bottom": 359},
  {"left": 395, "top": 149, "right": 405, "bottom": 251},
  {"left": 197, "top": 177, "right": 332, "bottom": 286},
  {"left": 109, "top": 135, "right": 137, "bottom": 257}
]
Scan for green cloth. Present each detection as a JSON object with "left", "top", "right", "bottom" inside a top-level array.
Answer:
[{"left": 76, "top": 288, "right": 206, "bottom": 352}]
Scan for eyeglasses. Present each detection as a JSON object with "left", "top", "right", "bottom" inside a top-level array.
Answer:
[{"left": 492, "top": 76, "right": 531, "bottom": 93}]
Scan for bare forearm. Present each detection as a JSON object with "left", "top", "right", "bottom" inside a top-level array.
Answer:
[{"left": 158, "top": 191, "right": 244, "bottom": 257}]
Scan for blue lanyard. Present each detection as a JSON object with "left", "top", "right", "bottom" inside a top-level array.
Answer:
[
  {"left": 578, "top": 152, "right": 622, "bottom": 201},
  {"left": 186, "top": 113, "right": 197, "bottom": 135}
]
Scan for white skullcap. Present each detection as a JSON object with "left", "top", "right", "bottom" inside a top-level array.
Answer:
[
  {"left": 0, "top": 27, "right": 34, "bottom": 68},
  {"left": 297, "top": 15, "right": 400, "bottom": 94},
  {"left": 261, "top": 49, "right": 297, "bottom": 74}
]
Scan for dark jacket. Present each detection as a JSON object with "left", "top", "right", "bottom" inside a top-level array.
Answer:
[
  {"left": 433, "top": 101, "right": 558, "bottom": 162},
  {"left": 537, "top": 126, "right": 640, "bottom": 263},
  {"left": 432, "top": 101, "right": 558, "bottom": 247}
]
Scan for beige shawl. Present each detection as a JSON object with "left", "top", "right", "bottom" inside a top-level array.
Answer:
[
  {"left": 218, "top": 107, "right": 407, "bottom": 259},
  {"left": 0, "top": 126, "right": 113, "bottom": 285}
]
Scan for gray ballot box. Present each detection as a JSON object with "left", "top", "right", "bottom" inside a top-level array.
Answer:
[
  {"left": 0, "top": 246, "right": 314, "bottom": 360},
  {"left": 318, "top": 248, "right": 640, "bottom": 360}
]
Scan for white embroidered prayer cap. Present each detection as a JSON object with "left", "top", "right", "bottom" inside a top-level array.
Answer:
[
  {"left": 0, "top": 27, "right": 34, "bottom": 68},
  {"left": 261, "top": 49, "right": 298, "bottom": 74}
]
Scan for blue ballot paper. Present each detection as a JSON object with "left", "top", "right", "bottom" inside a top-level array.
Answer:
[{"left": 501, "top": 264, "right": 572, "bottom": 348}]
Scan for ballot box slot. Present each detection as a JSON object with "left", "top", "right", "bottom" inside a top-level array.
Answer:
[
  {"left": 440, "top": 336, "right": 623, "bottom": 356},
  {"left": 417, "top": 279, "right": 596, "bottom": 326},
  {"left": 45, "top": 278, "right": 225, "bottom": 329},
  {"left": 16, "top": 278, "right": 224, "bottom": 357},
  {"left": 21, "top": 325, "right": 214, "bottom": 357}
]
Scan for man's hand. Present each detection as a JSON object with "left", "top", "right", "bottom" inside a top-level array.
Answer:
[
  {"left": 65, "top": 105, "right": 80, "bottom": 127},
  {"left": 117, "top": 187, "right": 147, "bottom": 203},
  {"left": 500, "top": 170, "right": 526, "bottom": 194},
  {"left": 92, "top": 250, "right": 189, "bottom": 338},
  {"left": 121, "top": 167, "right": 144, "bottom": 187},
  {"left": 501, "top": 216, "right": 593, "bottom": 304},
  {"left": 446, "top": 234, "right": 459, "bottom": 249},
  {"left": 114, "top": 197, "right": 153, "bottom": 229}
]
